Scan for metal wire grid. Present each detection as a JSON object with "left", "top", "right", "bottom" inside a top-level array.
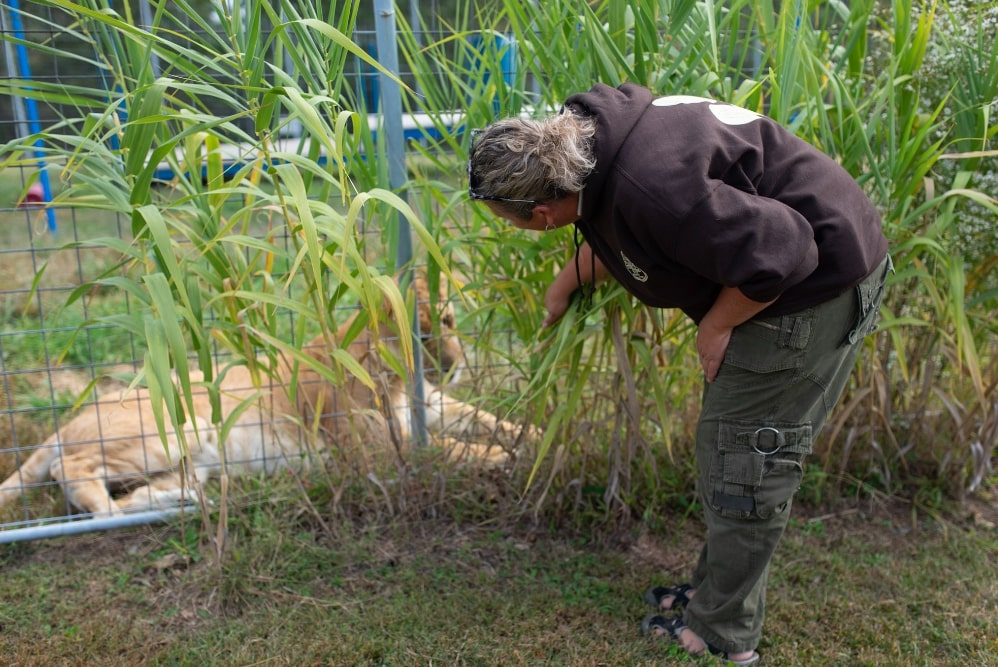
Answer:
[{"left": 0, "top": 3, "right": 527, "bottom": 543}]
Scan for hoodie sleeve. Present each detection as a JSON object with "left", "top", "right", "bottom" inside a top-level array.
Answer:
[{"left": 673, "top": 182, "right": 819, "bottom": 302}]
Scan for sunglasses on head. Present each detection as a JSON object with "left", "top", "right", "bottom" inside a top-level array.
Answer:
[{"left": 467, "top": 129, "right": 537, "bottom": 205}]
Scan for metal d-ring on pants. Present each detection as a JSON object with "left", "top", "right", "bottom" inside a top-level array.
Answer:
[{"left": 683, "top": 254, "right": 892, "bottom": 654}]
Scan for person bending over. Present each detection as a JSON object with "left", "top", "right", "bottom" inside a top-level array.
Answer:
[{"left": 468, "top": 83, "right": 890, "bottom": 665}]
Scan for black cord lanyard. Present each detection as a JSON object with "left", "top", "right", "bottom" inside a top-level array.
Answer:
[{"left": 572, "top": 224, "right": 596, "bottom": 311}]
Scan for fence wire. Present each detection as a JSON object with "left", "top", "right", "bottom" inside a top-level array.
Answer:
[{"left": 0, "top": 2, "right": 524, "bottom": 543}]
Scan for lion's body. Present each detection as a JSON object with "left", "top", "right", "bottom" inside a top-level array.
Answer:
[{"left": 0, "top": 277, "right": 528, "bottom": 517}]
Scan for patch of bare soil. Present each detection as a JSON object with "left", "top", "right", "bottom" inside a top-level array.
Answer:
[
  {"left": 2, "top": 519, "right": 221, "bottom": 635},
  {"left": 3, "top": 523, "right": 166, "bottom": 571}
]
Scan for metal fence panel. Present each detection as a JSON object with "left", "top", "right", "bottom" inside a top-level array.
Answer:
[{"left": 0, "top": 2, "right": 523, "bottom": 542}]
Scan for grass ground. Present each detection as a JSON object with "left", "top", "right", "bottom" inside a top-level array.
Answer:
[
  {"left": 1, "top": 492, "right": 994, "bottom": 667},
  {"left": 0, "top": 171, "right": 994, "bottom": 667}
]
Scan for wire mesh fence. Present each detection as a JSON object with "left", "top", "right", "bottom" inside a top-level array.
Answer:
[{"left": 0, "top": 1, "right": 528, "bottom": 543}]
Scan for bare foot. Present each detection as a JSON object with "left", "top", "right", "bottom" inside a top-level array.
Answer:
[
  {"left": 675, "top": 625, "right": 708, "bottom": 654},
  {"left": 678, "top": 627, "right": 755, "bottom": 663}
]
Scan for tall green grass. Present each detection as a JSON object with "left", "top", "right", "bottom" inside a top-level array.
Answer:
[
  {"left": 397, "top": 0, "right": 996, "bottom": 513},
  {"left": 0, "top": 0, "right": 447, "bottom": 551}
]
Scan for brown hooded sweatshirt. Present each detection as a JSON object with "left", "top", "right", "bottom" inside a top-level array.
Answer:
[{"left": 565, "top": 83, "right": 888, "bottom": 322}]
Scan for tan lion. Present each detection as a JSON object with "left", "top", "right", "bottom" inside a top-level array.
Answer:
[{"left": 0, "top": 275, "right": 534, "bottom": 517}]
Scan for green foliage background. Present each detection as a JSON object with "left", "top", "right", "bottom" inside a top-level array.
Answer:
[{"left": 0, "top": 0, "right": 994, "bottom": 538}]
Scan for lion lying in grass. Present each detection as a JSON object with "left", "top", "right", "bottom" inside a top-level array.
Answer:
[{"left": 0, "top": 275, "right": 535, "bottom": 517}]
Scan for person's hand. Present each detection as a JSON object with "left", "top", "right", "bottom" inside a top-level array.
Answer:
[
  {"left": 696, "top": 286, "right": 775, "bottom": 382},
  {"left": 541, "top": 242, "right": 608, "bottom": 328},
  {"left": 696, "top": 318, "right": 733, "bottom": 382},
  {"left": 542, "top": 285, "right": 572, "bottom": 327}
]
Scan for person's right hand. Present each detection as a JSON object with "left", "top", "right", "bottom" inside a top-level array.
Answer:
[
  {"left": 542, "top": 242, "right": 605, "bottom": 328},
  {"left": 542, "top": 286, "right": 572, "bottom": 327}
]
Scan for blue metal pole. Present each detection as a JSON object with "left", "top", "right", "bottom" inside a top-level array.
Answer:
[{"left": 6, "top": 0, "right": 58, "bottom": 234}]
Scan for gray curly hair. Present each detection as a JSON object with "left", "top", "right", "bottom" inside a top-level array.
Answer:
[{"left": 468, "top": 108, "right": 597, "bottom": 220}]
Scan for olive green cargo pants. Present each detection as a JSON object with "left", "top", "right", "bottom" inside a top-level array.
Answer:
[{"left": 683, "top": 254, "right": 892, "bottom": 654}]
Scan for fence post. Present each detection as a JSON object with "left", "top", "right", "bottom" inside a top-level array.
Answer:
[{"left": 374, "top": 0, "right": 427, "bottom": 447}]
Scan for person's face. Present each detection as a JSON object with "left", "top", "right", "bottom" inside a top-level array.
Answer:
[
  {"left": 484, "top": 202, "right": 545, "bottom": 231},
  {"left": 484, "top": 194, "right": 580, "bottom": 232}
]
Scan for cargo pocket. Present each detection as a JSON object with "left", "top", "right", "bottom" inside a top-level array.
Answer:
[
  {"left": 708, "top": 419, "right": 813, "bottom": 520},
  {"left": 847, "top": 254, "right": 892, "bottom": 344},
  {"left": 724, "top": 310, "right": 814, "bottom": 374}
]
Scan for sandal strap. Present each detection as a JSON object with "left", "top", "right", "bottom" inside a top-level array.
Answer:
[
  {"left": 643, "top": 582, "right": 695, "bottom": 611},
  {"left": 641, "top": 613, "right": 687, "bottom": 640}
]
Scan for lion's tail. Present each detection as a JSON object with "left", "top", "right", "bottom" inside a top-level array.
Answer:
[{"left": 0, "top": 434, "right": 60, "bottom": 510}]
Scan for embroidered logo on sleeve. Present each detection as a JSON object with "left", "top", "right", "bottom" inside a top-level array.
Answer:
[
  {"left": 621, "top": 251, "right": 648, "bottom": 282},
  {"left": 651, "top": 96, "right": 761, "bottom": 126}
]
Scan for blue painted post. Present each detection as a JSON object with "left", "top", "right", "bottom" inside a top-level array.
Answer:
[{"left": 5, "top": 0, "right": 58, "bottom": 234}]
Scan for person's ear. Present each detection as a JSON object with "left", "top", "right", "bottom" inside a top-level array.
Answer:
[{"left": 531, "top": 202, "right": 555, "bottom": 226}]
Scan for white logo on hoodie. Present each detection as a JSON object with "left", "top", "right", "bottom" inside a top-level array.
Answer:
[
  {"left": 652, "top": 96, "right": 762, "bottom": 126},
  {"left": 620, "top": 251, "right": 648, "bottom": 282}
]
